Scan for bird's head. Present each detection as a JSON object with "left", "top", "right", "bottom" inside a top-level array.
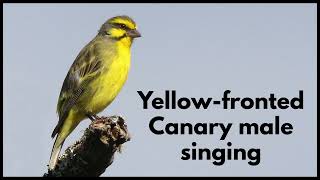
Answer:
[{"left": 98, "top": 15, "right": 141, "bottom": 46}]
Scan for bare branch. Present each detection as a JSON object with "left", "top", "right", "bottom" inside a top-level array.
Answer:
[{"left": 44, "top": 115, "right": 130, "bottom": 177}]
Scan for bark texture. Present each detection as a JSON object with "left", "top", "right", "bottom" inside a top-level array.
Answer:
[{"left": 44, "top": 115, "right": 130, "bottom": 177}]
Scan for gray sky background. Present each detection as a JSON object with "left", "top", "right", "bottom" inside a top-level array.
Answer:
[{"left": 3, "top": 3, "right": 317, "bottom": 176}]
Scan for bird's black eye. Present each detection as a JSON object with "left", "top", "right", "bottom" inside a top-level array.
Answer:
[{"left": 119, "top": 24, "right": 127, "bottom": 29}]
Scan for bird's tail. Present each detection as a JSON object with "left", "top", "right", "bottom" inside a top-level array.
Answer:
[
  {"left": 48, "top": 110, "right": 83, "bottom": 170},
  {"left": 48, "top": 134, "right": 65, "bottom": 170}
]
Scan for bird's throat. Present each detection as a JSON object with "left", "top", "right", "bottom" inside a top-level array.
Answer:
[{"left": 118, "top": 36, "right": 133, "bottom": 48}]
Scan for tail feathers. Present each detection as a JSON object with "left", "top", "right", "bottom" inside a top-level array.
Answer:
[
  {"left": 51, "top": 124, "right": 60, "bottom": 138},
  {"left": 49, "top": 137, "right": 64, "bottom": 170}
]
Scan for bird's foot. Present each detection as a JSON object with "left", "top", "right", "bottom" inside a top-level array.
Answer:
[
  {"left": 86, "top": 114, "right": 94, "bottom": 121},
  {"left": 86, "top": 114, "right": 101, "bottom": 121},
  {"left": 93, "top": 114, "right": 101, "bottom": 120}
]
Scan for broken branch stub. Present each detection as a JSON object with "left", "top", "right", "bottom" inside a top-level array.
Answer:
[{"left": 44, "top": 115, "right": 130, "bottom": 177}]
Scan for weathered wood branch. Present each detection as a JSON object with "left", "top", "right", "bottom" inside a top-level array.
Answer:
[{"left": 44, "top": 115, "right": 130, "bottom": 177}]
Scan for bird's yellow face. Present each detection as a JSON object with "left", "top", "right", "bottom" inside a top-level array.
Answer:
[{"left": 99, "top": 16, "right": 141, "bottom": 47}]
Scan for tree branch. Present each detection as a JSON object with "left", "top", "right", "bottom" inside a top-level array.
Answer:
[{"left": 44, "top": 115, "right": 130, "bottom": 177}]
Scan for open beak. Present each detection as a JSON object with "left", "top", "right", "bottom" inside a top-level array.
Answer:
[{"left": 127, "top": 29, "right": 141, "bottom": 38}]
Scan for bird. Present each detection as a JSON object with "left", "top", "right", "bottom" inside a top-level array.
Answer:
[{"left": 49, "top": 15, "right": 141, "bottom": 170}]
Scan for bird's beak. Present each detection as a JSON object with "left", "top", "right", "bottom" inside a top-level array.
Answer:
[{"left": 127, "top": 29, "right": 141, "bottom": 38}]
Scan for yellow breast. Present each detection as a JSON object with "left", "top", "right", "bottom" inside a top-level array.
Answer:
[{"left": 86, "top": 42, "right": 131, "bottom": 114}]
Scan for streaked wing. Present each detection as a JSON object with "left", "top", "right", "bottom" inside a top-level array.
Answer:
[{"left": 52, "top": 41, "right": 103, "bottom": 138}]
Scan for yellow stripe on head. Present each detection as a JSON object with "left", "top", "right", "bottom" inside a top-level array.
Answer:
[
  {"left": 108, "top": 15, "right": 136, "bottom": 30},
  {"left": 98, "top": 15, "right": 138, "bottom": 43},
  {"left": 109, "top": 28, "right": 127, "bottom": 39}
]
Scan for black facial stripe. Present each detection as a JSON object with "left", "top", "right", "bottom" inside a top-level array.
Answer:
[
  {"left": 112, "top": 23, "right": 131, "bottom": 30},
  {"left": 112, "top": 33, "right": 127, "bottom": 40}
]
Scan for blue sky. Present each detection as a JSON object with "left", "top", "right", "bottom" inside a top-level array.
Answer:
[{"left": 3, "top": 3, "right": 317, "bottom": 176}]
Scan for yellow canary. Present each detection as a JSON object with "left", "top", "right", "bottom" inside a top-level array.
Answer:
[{"left": 49, "top": 15, "right": 141, "bottom": 170}]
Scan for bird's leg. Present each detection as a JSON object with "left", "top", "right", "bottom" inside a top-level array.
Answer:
[
  {"left": 86, "top": 114, "right": 95, "bottom": 121},
  {"left": 93, "top": 114, "right": 100, "bottom": 120}
]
